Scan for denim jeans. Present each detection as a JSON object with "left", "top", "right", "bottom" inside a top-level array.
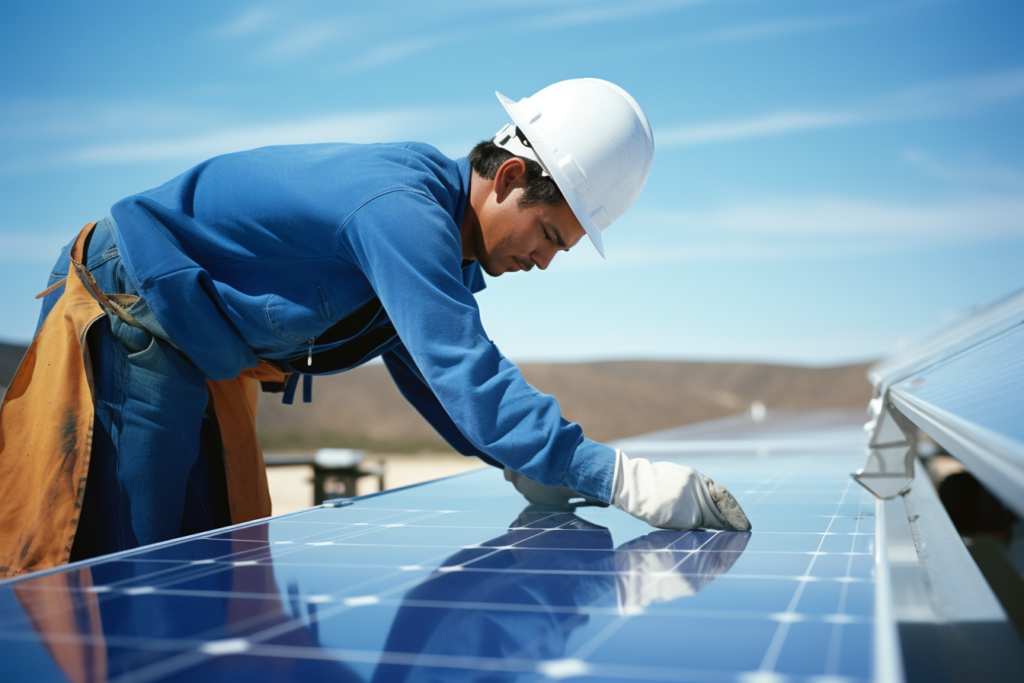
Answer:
[{"left": 36, "top": 218, "right": 231, "bottom": 561}]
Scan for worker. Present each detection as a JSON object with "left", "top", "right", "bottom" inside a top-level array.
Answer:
[{"left": 0, "top": 79, "right": 749, "bottom": 577}]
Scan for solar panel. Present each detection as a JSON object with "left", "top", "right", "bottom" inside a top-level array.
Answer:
[
  {"left": 0, "top": 413, "right": 889, "bottom": 682},
  {"left": 865, "top": 287, "right": 1024, "bottom": 519}
]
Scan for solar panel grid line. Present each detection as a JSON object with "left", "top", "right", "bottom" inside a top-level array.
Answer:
[
  {"left": 821, "top": 488, "right": 862, "bottom": 676},
  {"left": 173, "top": 642, "right": 742, "bottom": 683},
  {"left": 746, "top": 463, "right": 806, "bottom": 506},
  {"left": 6, "top": 576, "right": 874, "bottom": 626},
  {"left": 0, "top": 500, "right": 345, "bottom": 590},
  {"left": 105, "top": 558, "right": 696, "bottom": 676},
  {"left": 235, "top": 643, "right": 551, "bottom": 676},
  {"left": 366, "top": 567, "right": 874, "bottom": 582},
  {"left": 112, "top": 557, "right": 428, "bottom": 675},
  {"left": 891, "top": 325, "right": 1024, "bottom": 434},
  {"left": 755, "top": 473, "right": 854, "bottom": 673},
  {"left": 343, "top": 597, "right": 875, "bottom": 624}
]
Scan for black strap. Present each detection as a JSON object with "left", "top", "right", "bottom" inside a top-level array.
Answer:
[
  {"left": 315, "top": 297, "right": 383, "bottom": 345},
  {"left": 273, "top": 297, "right": 397, "bottom": 404}
]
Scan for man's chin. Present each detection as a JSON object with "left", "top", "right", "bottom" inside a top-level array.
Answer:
[{"left": 480, "top": 261, "right": 505, "bottom": 277}]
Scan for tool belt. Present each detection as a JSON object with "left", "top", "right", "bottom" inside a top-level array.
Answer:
[{"left": 0, "top": 222, "right": 290, "bottom": 577}]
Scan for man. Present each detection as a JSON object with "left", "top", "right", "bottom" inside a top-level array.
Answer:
[{"left": 0, "top": 79, "right": 749, "bottom": 577}]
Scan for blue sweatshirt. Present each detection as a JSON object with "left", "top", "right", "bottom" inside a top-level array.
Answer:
[{"left": 109, "top": 142, "right": 615, "bottom": 501}]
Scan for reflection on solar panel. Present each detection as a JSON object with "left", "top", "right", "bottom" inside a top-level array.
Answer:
[{"left": 1, "top": 411, "right": 893, "bottom": 682}]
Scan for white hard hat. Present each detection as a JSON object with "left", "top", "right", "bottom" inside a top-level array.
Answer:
[{"left": 492, "top": 78, "right": 655, "bottom": 258}]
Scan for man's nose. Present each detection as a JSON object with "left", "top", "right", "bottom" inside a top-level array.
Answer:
[{"left": 532, "top": 247, "right": 555, "bottom": 271}]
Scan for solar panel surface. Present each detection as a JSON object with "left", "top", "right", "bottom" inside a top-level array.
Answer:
[
  {"left": 1, "top": 412, "right": 882, "bottom": 682},
  {"left": 893, "top": 323, "right": 1024, "bottom": 444},
  {"left": 882, "top": 308, "right": 1024, "bottom": 521}
]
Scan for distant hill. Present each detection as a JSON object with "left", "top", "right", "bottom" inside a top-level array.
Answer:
[
  {"left": 0, "top": 341, "right": 875, "bottom": 452},
  {"left": 256, "top": 359, "right": 875, "bottom": 451}
]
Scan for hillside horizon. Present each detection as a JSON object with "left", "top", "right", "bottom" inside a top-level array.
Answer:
[{"left": 0, "top": 343, "right": 875, "bottom": 452}]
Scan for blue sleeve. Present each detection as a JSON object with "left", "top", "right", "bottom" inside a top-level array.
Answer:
[
  {"left": 382, "top": 344, "right": 502, "bottom": 469},
  {"left": 336, "top": 190, "right": 615, "bottom": 502}
]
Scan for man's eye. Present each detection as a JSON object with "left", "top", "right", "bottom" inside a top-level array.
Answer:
[{"left": 543, "top": 229, "right": 552, "bottom": 242}]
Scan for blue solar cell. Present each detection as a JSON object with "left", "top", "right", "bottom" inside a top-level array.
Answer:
[
  {"left": 590, "top": 615, "right": 780, "bottom": 670},
  {"left": 897, "top": 323, "right": 1024, "bottom": 442},
  {"left": 718, "top": 551, "right": 814, "bottom": 576},
  {"left": 837, "top": 623, "right": 875, "bottom": 677},
  {"left": 742, "top": 532, "right": 828, "bottom": 552},
  {"left": 843, "top": 582, "right": 877, "bottom": 616},
  {"left": 269, "top": 541, "right": 472, "bottom": 567},
  {"left": 775, "top": 621, "right": 838, "bottom": 675},
  {"left": 128, "top": 538, "right": 274, "bottom": 562},
  {"left": 796, "top": 580, "right": 849, "bottom": 614},
  {"left": 0, "top": 423, "right": 881, "bottom": 682},
  {"left": 810, "top": 553, "right": 875, "bottom": 578},
  {"left": 744, "top": 515, "right": 837, "bottom": 532},
  {"left": 742, "top": 501, "right": 858, "bottom": 516},
  {"left": 321, "top": 523, "right": 508, "bottom": 548},
  {"left": 14, "top": 559, "right": 208, "bottom": 592},
  {"left": 647, "top": 577, "right": 802, "bottom": 614}
]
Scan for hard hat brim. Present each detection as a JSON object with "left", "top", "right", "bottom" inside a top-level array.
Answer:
[{"left": 495, "top": 91, "right": 606, "bottom": 259}]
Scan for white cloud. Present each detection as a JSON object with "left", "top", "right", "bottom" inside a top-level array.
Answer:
[
  {"left": 689, "top": 13, "right": 863, "bottom": 45},
  {"left": 882, "top": 68, "right": 1024, "bottom": 117},
  {"left": 902, "top": 150, "right": 1024, "bottom": 191},
  {"left": 215, "top": 0, "right": 721, "bottom": 69},
  {"left": 343, "top": 35, "right": 445, "bottom": 72},
  {"left": 216, "top": 7, "right": 277, "bottom": 36},
  {"left": 659, "top": 110, "right": 862, "bottom": 146},
  {"left": 0, "top": 98, "right": 226, "bottom": 140},
  {"left": 516, "top": 0, "right": 715, "bottom": 30},
  {"left": 25, "top": 106, "right": 485, "bottom": 168},
  {"left": 650, "top": 194, "right": 1024, "bottom": 239},
  {"left": 679, "top": 0, "right": 948, "bottom": 47},
  {"left": 213, "top": 4, "right": 349, "bottom": 59},
  {"left": 264, "top": 21, "right": 349, "bottom": 58},
  {"left": 557, "top": 193, "right": 1024, "bottom": 269},
  {"left": 660, "top": 68, "right": 1024, "bottom": 147}
]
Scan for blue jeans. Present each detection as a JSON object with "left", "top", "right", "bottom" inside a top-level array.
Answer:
[{"left": 36, "top": 218, "right": 232, "bottom": 561}]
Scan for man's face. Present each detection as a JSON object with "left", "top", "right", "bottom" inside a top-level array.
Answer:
[{"left": 471, "top": 161, "right": 587, "bottom": 277}]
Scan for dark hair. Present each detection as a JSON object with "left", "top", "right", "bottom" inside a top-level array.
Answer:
[{"left": 468, "top": 139, "right": 565, "bottom": 208}]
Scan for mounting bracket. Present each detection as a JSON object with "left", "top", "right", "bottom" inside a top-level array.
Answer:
[{"left": 852, "top": 392, "right": 918, "bottom": 499}]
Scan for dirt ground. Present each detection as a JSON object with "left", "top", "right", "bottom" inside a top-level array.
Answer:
[{"left": 265, "top": 451, "right": 486, "bottom": 515}]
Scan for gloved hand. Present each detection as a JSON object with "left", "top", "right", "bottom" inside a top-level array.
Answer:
[
  {"left": 612, "top": 450, "right": 751, "bottom": 531},
  {"left": 503, "top": 467, "right": 609, "bottom": 507}
]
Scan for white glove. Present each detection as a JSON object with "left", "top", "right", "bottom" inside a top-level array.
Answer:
[
  {"left": 503, "top": 467, "right": 608, "bottom": 507},
  {"left": 611, "top": 450, "right": 751, "bottom": 531}
]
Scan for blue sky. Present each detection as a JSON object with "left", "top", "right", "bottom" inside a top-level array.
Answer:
[{"left": 2, "top": 0, "right": 1022, "bottom": 365}]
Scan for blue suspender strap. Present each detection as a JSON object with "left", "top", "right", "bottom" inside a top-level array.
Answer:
[
  {"left": 302, "top": 374, "right": 313, "bottom": 403},
  {"left": 282, "top": 372, "right": 299, "bottom": 405}
]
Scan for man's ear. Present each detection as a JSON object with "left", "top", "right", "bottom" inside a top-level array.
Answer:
[{"left": 493, "top": 157, "right": 528, "bottom": 203}]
